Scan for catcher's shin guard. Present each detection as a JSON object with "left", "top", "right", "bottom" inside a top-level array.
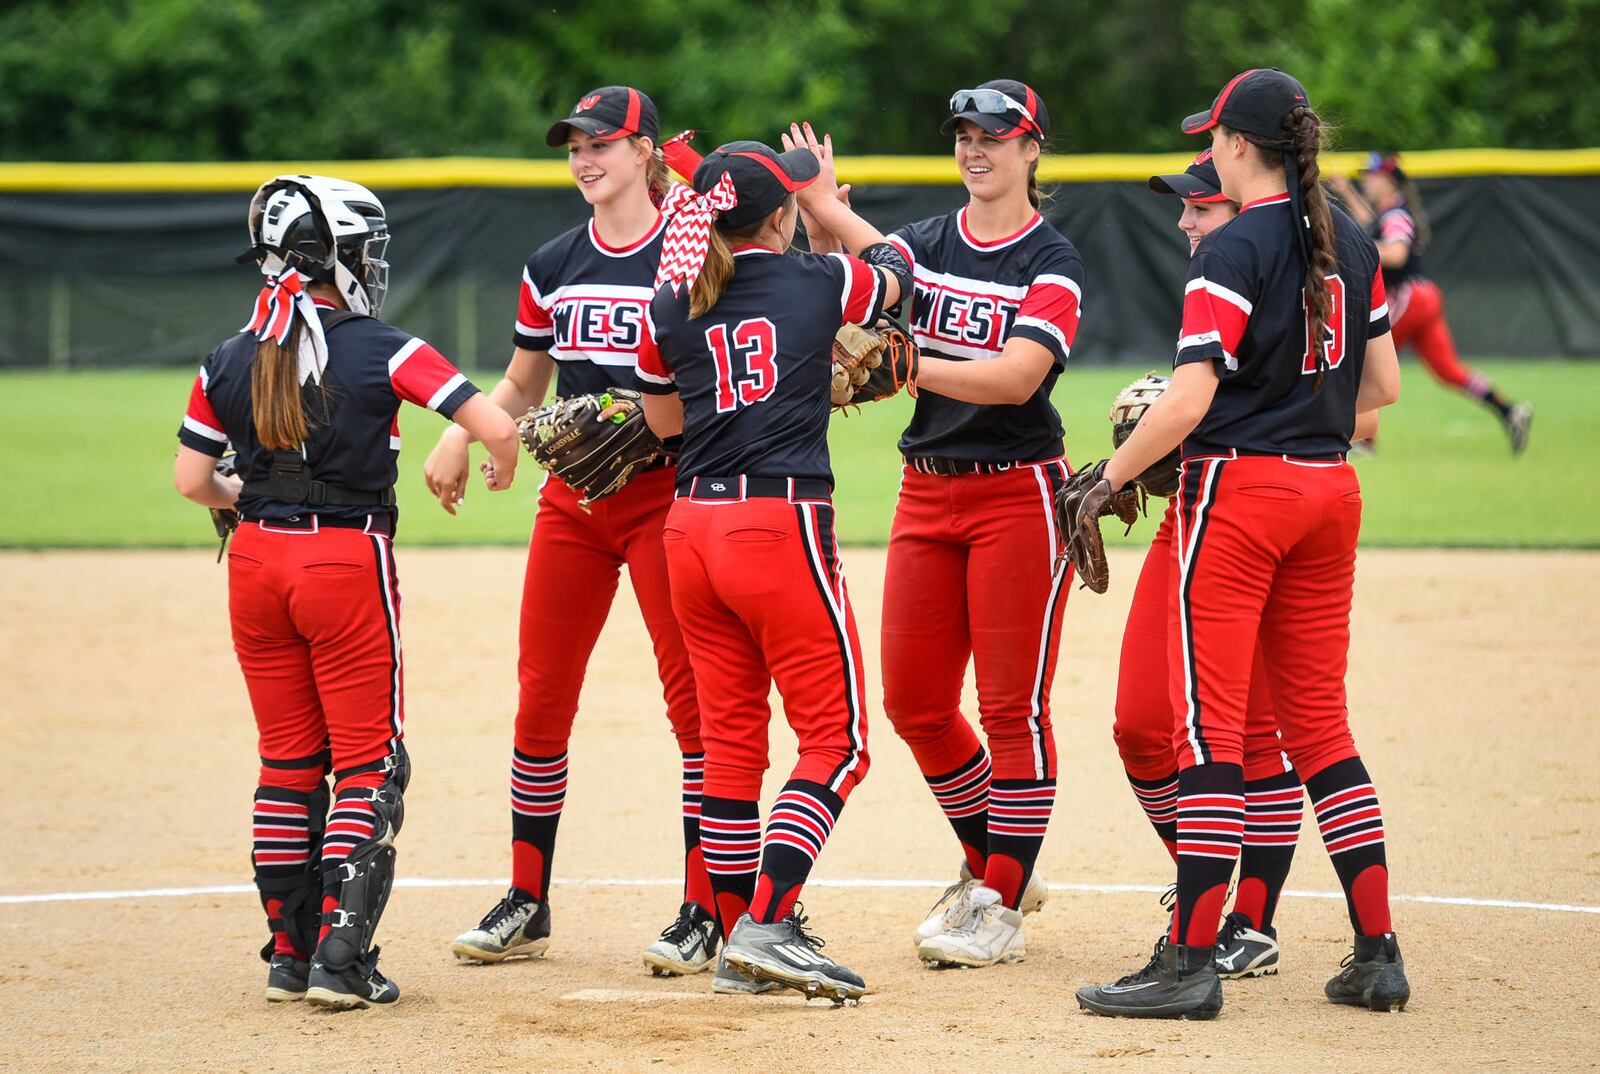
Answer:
[
  {"left": 319, "top": 750, "right": 408, "bottom": 968},
  {"left": 253, "top": 774, "right": 330, "bottom": 962}
]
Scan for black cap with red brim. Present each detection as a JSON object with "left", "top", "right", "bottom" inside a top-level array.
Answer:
[
  {"left": 1181, "top": 68, "right": 1310, "bottom": 140},
  {"left": 546, "top": 86, "right": 660, "bottom": 147},
  {"left": 693, "top": 140, "right": 820, "bottom": 229},
  {"left": 1149, "top": 148, "right": 1228, "bottom": 203},
  {"left": 941, "top": 79, "right": 1050, "bottom": 142}
]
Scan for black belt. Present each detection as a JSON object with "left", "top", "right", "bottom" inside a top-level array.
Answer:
[
  {"left": 242, "top": 514, "right": 394, "bottom": 534},
  {"left": 905, "top": 455, "right": 1049, "bottom": 476},
  {"left": 676, "top": 476, "right": 832, "bottom": 501},
  {"left": 1181, "top": 449, "right": 1345, "bottom": 463}
]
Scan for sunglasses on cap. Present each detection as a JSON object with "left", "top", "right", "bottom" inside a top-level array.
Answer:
[{"left": 949, "top": 88, "right": 1041, "bottom": 135}]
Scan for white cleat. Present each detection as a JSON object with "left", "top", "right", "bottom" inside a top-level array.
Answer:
[
  {"left": 913, "top": 860, "right": 1048, "bottom": 945},
  {"left": 643, "top": 901, "right": 719, "bottom": 976},
  {"left": 917, "top": 885, "right": 1026, "bottom": 968},
  {"left": 450, "top": 890, "right": 552, "bottom": 964}
]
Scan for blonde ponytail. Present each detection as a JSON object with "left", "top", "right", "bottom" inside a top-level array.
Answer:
[{"left": 689, "top": 228, "right": 735, "bottom": 318}]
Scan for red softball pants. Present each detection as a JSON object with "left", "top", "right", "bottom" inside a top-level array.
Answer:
[
  {"left": 1115, "top": 500, "right": 1289, "bottom": 783},
  {"left": 515, "top": 467, "right": 701, "bottom": 756},
  {"left": 1391, "top": 280, "right": 1482, "bottom": 392},
  {"left": 881, "top": 461, "right": 1071, "bottom": 782},
  {"left": 662, "top": 481, "right": 869, "bottom": 801},
  {"left": 228, "top": 520, "right": 404, "bottom": 780},
  {"left": 1170, "top": 454, "right": 1362, "bottom": 781}
]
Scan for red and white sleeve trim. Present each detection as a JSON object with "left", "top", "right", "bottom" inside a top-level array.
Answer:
[
  {"left": 829, "top": 252, "right": 884, "bottom": 326},
  {"left": 182, "top": 367, "right": 226, "bottom": 442},
  {"left": 389, "top": 337, "right": 469, "bottom": 412}
]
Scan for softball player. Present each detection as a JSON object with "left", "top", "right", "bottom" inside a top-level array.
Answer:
[
  {"left": 1075, "top": 69, "right": 1408, "bottom": 1019},
  {"left": 634, "top": 137, "right": 907, "bottom": 1001},
  {"left": 1336, "top": 153, "right": 1531, "bottom": 453},
  {"left": 174, "top": 175, "right": 521, "bottom": 1009},
  {"left": 424, "top": 87, "right": 717, "bottom": 976},
  {"left": 1114, "top": 150, "right": 1304, "bottom": 981},
  {"left": 869, "top": 81, "right": 1085, "bottom": 968}
]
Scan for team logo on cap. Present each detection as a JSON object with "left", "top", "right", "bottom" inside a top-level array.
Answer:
[
  {"left": 1193, "top": 148, "right": 1214, "bottom": 165},
  {"left": 576, "top": 94, "right": 601, "bottom": 112}
]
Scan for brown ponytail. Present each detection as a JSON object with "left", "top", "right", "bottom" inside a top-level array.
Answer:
[
  {"left": 1025, "top": 140, "right": 1053, "bottom": 211},
  {"left": 251, "top": 317, "right": 309, "bottom": 450},
  {"left": 1285, "top": 106, "right": 1337, "bottom": 372}
]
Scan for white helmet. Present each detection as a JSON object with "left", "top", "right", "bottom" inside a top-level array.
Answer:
[{"left": 244, "top": 174, "right": 390, "bottom": 316}]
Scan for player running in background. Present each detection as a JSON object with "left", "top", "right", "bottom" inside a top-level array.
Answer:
[
  {"left": 1332, "top": 153, "right": 1531, "bottom": 453},
  {"left": 1075, "top": 69, "right": 1409, "bottom": 1019},
  {"left": 1108, "top": 149, "right": 1304, "bottom": 982},
  {"left": 857, "top": 82, "right": 1085, "bottom": 969},
  {"left": 174, "top": 175, "right": 520, "bottom": 1009},
  {"left": 424, "top": 87, "right": 716, "bottom": 976},
  {"left": 635, "top": 137, "right": 907, "bottom": 1001}
]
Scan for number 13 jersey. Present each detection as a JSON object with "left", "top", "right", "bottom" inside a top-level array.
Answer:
[{"left": 636, "top": 246, "right": 887, "bottom": 487}]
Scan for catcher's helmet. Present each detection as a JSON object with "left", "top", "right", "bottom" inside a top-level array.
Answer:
[
  {"left": 1110, "top": 372, "right": 1182, "bottom": 499},
  {"left": 244, "top": 175, "right": 390, "bottom": 316}
]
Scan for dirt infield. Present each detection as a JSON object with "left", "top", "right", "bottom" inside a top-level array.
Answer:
[{"left": 1, "top": 547, "right": 1596, "bottom": 1072}]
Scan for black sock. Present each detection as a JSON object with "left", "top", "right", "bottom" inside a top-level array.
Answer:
[
  {"left": 510, "top": 749, "right": 567, "bottom": 900},
  {"left": 985, "top": 778, "right": 1056, "bottom": 910},
  {"left": 751, "top": 781, "right": 843, "bottom": 923},
  {"left": 1173, "top": 763, "right": 1244, "bottom": 947},
  {"left": 923, "top": 747, "right": 991, "bottom": 876},
  {"left": 700, "top": 795, "right": 761, "bottom": 937}
]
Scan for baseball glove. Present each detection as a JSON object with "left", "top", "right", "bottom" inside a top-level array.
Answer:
[
  {"left": 1053, "top": 460, "right": 1146, "bottom": 594},
  {"left": 211, "top": 453, "right": 240, "bottom": 563},
  {"left": 517, "top": 389, "right": 666, "bottom": 507},
  {"left": 1110, "top": 372, "right": 1182, "bottom": 499},
  {"left": 831, "top": 316, "right": 918, "bottom": 409}
]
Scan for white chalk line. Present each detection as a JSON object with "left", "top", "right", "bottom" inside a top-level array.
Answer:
[{"left": 0, "top": 876, "right": 1594, "bottom": 915}]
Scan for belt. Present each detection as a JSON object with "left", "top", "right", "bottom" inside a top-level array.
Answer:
[
  {"left": 904, "top": 455, "right": 1058, "bottom": 476},
  {"left": 242, "top": 514, "right": 394, "bottom": 535},
  {"left": 1181, "top": 448, "right": 1345, "bottom": 464},
  {"left": 676, "top": 476, "right": 832, "bottom": 502}
]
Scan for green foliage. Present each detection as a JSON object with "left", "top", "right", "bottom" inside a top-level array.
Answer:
[
  {"left": 2, "top": 0, "right": 1596, "bottom": 160},
  {"left": 0, "top": 361, "right": 1590, "bottom": 548}
]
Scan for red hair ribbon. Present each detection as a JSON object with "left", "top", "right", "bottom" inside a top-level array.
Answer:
[
  {"left": 654, "top": 173, "right": 739, "bottom": 295},
  {"left": 242, "top": 269, "right": 329, "bottom": 383}
]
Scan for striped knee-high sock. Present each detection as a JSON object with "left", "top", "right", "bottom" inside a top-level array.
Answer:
[
  {"left": 923, "top": 747, "right": 991, "bottom": 877},
  {"left": 252, "top": 787, "right": 314, "bottom": 958},
  {"left": 680, "top": 752, "right": 715, "bottom": 916},
  {"left": 1172, "top": 763, "right": 1245, "bottom": 947},
  {"left": 510, "top": 749, "right": 567, "bottom": 901},
  {"left": 1308, "top": 757, "right": 1391, "bottom": 936},
  {"left": 1127, "top": 770, "right": 1180, "bottom": 862},
  {"left": 700, "top": 796, "right": 761, "bottom": 938},
  {"left": 984, "top": 779, "right": 1056, "bottom": 910},
  {"left": 1233, "top": 770, "right": 1304, "bottom": 931},
  {"left": 318, "top": 779, "right": 381, "bottom": 947},
  {"left": 750, "top": 781, "right": 843, "bottom": 924}
]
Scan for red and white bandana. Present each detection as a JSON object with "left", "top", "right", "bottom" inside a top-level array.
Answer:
[
  {"left": 243, "top": 268, "right": 330, "bottom": 384},
  {"left": 654, "top": 173, "right": 739, "bottom": 295}
]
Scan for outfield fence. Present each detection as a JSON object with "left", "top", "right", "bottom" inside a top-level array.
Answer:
[{"left": 1, "top": 149, "right": 1597, "bottom": 368}]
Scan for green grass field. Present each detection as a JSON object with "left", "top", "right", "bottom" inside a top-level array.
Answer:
[{"left": 1, "top": 361, "right": 1592, "bottom": 548}]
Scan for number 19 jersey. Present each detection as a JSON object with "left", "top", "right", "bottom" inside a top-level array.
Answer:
[{"left": 636, "top": 246, "right": 886, "bottom": 487}]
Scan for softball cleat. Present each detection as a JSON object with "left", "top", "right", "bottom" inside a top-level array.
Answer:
[
  {"left": 1325, "top": 933, "right": 1410, "bottom": 1012},
  {"left": 643, "top": 901, "right": 719, "bottom": 976},
  {"left": 264, "top": 954, "right": 309, "bottom": 1003},
  {"left": 722, "top": 908, "right": 866, "bottom": 1004},
  {"left": 913, "top": 859, "right": 1048, "bottom": 945},
  {"left": 450, "top": 889, "right": 551, "bottom": 964},
  {"left": 1214, "top": 912, "right": 1280, "bottom": 979},
  {"left": 917, "top": 885, "right": 1025, "bottom": 968}
]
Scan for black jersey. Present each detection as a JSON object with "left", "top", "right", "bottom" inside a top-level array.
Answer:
[
  {"left": 179, "top": 303, "right": 478, "bottom": 522},
  {"left": 1375, "top": 206, "right": 1425, "bottom": 296},
  {"left": 513, "top": 214, "right": 666, "bottom": 398},
  {"left": 887, "top": 209, "right": 1085, "bottom": 463},
  {"left": 1175, "top": 194, "right": 1390, "bottom": 457},
  {"left": 635, "top": 247, "right": 887, "bottom": 487}
]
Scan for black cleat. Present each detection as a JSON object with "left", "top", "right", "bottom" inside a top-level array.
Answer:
[
  {"left": 1326, "top": 933, "right": 1410, "bottom": 1012},
  {"left": 722, "top": 907, "right": 866, "bottom": 1004},
  {"left": 264, "top": 954, "right": 309, "bottom": 1002},
  {"left": 1214, "top": 911, "right": 1280, "bottom": 979},
  {"left": 305, "top": 946, "right": 400, "bottom": 1010},
  {"left": 1076, "top": 942, "right": 1223, "bottom": 1020}
]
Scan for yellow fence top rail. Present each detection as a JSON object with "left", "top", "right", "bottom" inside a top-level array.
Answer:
[{"left": 2, "top": 148, "right": 1598, "bottom": 192}]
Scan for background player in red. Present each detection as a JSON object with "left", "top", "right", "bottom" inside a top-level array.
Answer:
[
  {"left": 845, "top": 82, "right": 1084, "bottom": 969},
  {"left": 634, "top": 137, "right": 907, "bottom": 1001},
  {"left": 424, "top": 87, "right": 717, "bottom": 976},
  {"left": 1074, "top": 70, "right": 1408, "bottom": 1020},
  {"left": 174, "top": 175, "right": 520, "bottom": 1009},
  {"left": 1110, "top": 149, "right": 1304, "bottom": 983},
  {"left": 1331, "top": 153, "right": 1531, "bottom": 454}
]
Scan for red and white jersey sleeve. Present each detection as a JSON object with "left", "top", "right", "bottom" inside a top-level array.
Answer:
[
  {"left": 513, "top": 264, "right": 557, "bottom": 352},
  {"left": 826, "top": 252, "right": 889, "bottom": 327},
  {"left": 1377, "top": 208, "right": 1415, "bottom": 247},
  {"left": 633, "top": 298, "right": 676, "bottom": 395},
  {"left": 1010, "top": 251, "right": 1084, "bottom": 367},
  {"left": 177, "top": 360, "right": 229, "bottom": 457},
  {"left": 388, "top": 337, "right": 478, "bottom": 417},
  {"left": 1176, "top": 244, "right": 1256, "bottom": 372},
  {"left": 1367, "top": 260, "right": 1391, "bottom": 337}
]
